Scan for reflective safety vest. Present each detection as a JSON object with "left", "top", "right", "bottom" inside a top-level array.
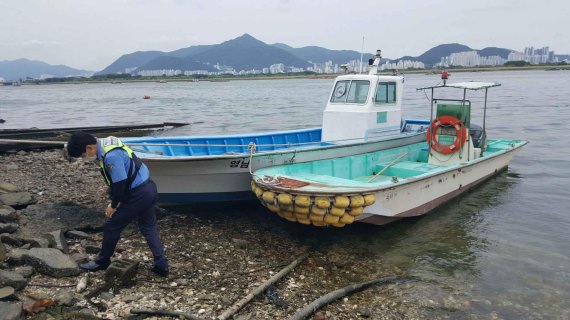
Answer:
[{"left": 98, "top": 136, "right": 143, "bottom": 191}]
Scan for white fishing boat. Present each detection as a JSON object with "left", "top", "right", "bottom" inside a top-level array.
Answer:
[
  {"left": 124, "top": 50, "right": 430, "bottom": 204},
  {"left": 251, "top": 77, "right": 528, "bottom": 226}
]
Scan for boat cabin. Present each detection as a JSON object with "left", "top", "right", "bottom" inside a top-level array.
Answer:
[{"left": 321, "top": 51, "right": 404, "bottom": 143}]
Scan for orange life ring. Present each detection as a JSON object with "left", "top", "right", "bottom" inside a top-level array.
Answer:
[{"left": 426, "top": 115, "right": 467, "bottom": 154}]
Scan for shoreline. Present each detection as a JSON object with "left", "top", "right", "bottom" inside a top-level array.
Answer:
[{"left": 17, "top": 65, "right": 570, "bottom": 85}]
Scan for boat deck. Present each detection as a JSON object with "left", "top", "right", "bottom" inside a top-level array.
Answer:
[{"left": 254, "top": 139, "right": 526, "bottom": 190}]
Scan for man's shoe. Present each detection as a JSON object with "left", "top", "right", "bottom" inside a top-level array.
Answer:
[
  {"left": 80, "top": 260, "right": 109, "bottom": 272},
  {"left": 151, "top": 266, "right": 169, "bottom": 277}
]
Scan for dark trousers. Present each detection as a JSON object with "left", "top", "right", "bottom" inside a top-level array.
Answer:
[{"left": 95, "top": 180, "right": 168, "bottom": 271}]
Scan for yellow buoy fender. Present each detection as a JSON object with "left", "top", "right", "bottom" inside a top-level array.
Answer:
[
  {"left": 350, "top": 195, "right": 364, "bottom": 207},
  {"left": 312, "top": 221, "right": 327, "bottom": 227},
  {"left": 348, "top": 206, "right": 364, "bottom": 216},
  {"left": 331, "top": 222, "right": 346, "bottom": 228},
  {"left": 340, "top": 214, "right": 355, "bottom": 224},
  {"left": 324, "top": 214, "right": 340, "bottom": 224},
  {"left": 311, "top": 205, "right": 327, "bottom": 216},
  {"left": 309, "top": 213, "right": 324, "bottom": 222},
  {"left": 315, "top": 197, "right": 331, "bottom": 209},
  {"left": 294, "top": 195, "right": 311, "bottom": 207},
  {"left": 297, "top": 218, "right": 312, "bottom": 225},
  {"left": 329, "top": 206, "right": 346, "bottom": 217},
  {"left": 262, "top": 191, "right": 276, "bottom": 204},
  {"left": 364, "top": 194, "right": 376, "bottom": 206},
  {"left": 333, "top": 196, "right": 350, "bottom": 208},
  {"left": 277, "top": 193, "right": 293, "bottom": 206},
  {"left": 294, "top": 206, "right": 310, "bottom": 215},
  {"left": 295, "top": 212, "right": 309, "bottom": 220},
  {"left": 254, "top": 187, "right": 263, "bottom": 198}
]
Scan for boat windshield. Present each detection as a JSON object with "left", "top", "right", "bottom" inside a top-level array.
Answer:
[{"left": 330, "top": 80, "right": 370, "bottom": 104}]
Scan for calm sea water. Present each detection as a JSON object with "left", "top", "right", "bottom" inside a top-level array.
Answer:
[{"left": 1, "top": 70, "right": 569, "bottom": 318}]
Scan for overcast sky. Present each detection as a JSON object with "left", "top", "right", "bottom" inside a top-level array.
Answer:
[{"left": 0, "top": 0, "right": 567, "bottom": 71}]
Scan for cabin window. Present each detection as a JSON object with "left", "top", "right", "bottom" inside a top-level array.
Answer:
[
  {"left": 375, "top": 82, "right": 397, "bottom": 104},
  {"left": 330, "top": 80, "right": 370, "bottom": 104}
]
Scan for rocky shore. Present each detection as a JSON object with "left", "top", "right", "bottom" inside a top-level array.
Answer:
[{"left": 0, "top": 149, "right": 476, "bottom": 320}]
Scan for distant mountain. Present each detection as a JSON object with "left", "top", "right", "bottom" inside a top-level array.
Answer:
[
  {"left": 0, "top": 59, "right": 92, "bottom": 80},
  {"left": 168, "top": 45, "right": 216, "bottom": 58},
  {"left": 272, "top": 43, "right": 374, "bottom": 65},
  {"left": 97, "top": 51, "right": 166, "bottom": 75},
  {"left": 98, "top": 34, "right": 310, "bottom": 75},
  {"left": 190, "top": 34, "right": 310, "bottom": 70},
  {"left": 477, "top": 47, "right": 512, "bottom": 59},
  {"left": 393, "top": 43, "right": 515, "bottom": 66}
]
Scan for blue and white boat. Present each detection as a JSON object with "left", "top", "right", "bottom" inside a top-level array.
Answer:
[{"left": 123, "top": 51, "right": 430, "bottom": 204}]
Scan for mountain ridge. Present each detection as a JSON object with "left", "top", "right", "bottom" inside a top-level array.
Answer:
[{"left": 0, "top": 58, "right": 92, "bottom": 80}]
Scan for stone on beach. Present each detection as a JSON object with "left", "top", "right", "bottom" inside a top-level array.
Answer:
[
  {"left": 0, "top": 205, "right": 18, "bottom": 223},
  {"left": 6, "top": 249, "right": 29, "bottom": 266},
  {"left": 0, "top": 286, "right": 15, "bottom": 300},
  {"left": 44, "top": 230, "right": 69, "bottom": 253},
  {"left": 0, "top": 192, "right": 34, "bottom": 207},
  {"left": 0, "top": 301, "right": 23, "bottom": 320},
  {"left": 22, "top": 248, "right": 80, "bottom": 278},
  {"left": 0, "top": 182, "right": 20, "bottom": 193},
  {"left": 0, "top": 270, "right": 28, "bottom": 291},
  {"left": 0, "top": 223, "right": 18, "bottom": 234}
]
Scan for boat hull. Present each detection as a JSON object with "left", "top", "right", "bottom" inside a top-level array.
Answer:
[
  {"left": 358, "top": 146, "right": 522, "bottom": 225},
  {"left": 142, "top": 133, "right": 425, "bottom": 204}
]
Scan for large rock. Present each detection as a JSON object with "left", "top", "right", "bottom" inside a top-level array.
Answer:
[
  {"left": 16, "top": 204, "right": 104, "bottom": 238},
  {"left": 0, "top": 206, "right": 18, "bottom": 223},
  {"left": 0, "top": 270, "right": 28, "bottom": 291},
  {"left": 22, "top": 248, "right": 80, "bottom": 278},
  {"left": 0, "top": 301, "right": 23, "bottom": 320},
  {"left": 0, "top": 183, "right": 20, "bottom": 193},
  {"left": 0, "top": 192, "right": 34, "bottom": 208}
]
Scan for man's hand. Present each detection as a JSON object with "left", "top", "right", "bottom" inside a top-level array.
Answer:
[{"left": 105, "top": 205, "right": 117, "bottom": 219}]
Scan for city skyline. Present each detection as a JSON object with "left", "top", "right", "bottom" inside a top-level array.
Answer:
[{"left": 0, "top": 0, "right": 568, "bottom": 70}]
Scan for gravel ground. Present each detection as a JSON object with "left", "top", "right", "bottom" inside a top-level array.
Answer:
[{"left": 0, "top": 149, "right": 473, "bottom": 320}]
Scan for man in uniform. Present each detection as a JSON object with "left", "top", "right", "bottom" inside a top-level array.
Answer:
[{"left": 66, "top": 132, "right": 169, "bottom": 277}]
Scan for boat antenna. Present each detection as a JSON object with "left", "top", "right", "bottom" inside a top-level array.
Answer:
[{"left": 359, "top": 36, "right": 365, "bottom": 74}]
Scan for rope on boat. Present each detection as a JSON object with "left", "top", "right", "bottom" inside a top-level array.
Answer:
[{"left": 367, "top": 152, "right": 408, "bottom": 182}]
